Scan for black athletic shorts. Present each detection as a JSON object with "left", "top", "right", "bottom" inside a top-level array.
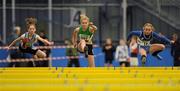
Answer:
[
  {"left": 119, "top": 61, "right": 130, "bottom": 67},
  {"left": 86, "top": 44, "right": 93, "bottom": 55},
  {"left": 19, "top": 45, "right": 38, "bottom": 55},
  {"left": 77, "top": 44, "right": 94, "bottom": 55}
]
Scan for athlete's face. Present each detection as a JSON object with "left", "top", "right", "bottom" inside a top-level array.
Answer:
[
  {"left": 81, "top": 19, "right": 89, "bottom": 30},
  {"left": 106, "top": 38, "right": 112, "bottom": 45},
  {"left": 143, "top": 26, "right": 153, "bottom": 35},
  {"left": 28, "top": 25, "right": 36, "bottom": 35},
  {"left": 120, "top": 40, "right": 125, "bottom": 46}
]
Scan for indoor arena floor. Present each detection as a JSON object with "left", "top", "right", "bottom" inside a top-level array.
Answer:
[{"left": 0, "top": 67, "right": 180, "bottom": 91}]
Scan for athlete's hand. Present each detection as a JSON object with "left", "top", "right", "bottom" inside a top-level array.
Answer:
[
  {"left": 127, "top": 57, "right": 130, "bottom": 62},
  {"left": 89, "top": 22, "right": 93, "bottom": 26},
  {"left": 5, "top": 46, "right": 10, "bottom": 50},
  {"left": 51, "top": 42, "right": 54, "bottom": 45},
  {"left": 48, "top": 41, "right": 54, "bottom": 46}
]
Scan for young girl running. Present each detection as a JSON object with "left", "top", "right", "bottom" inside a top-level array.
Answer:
[
  {"left": 8, "top": 17, "right": 53, "bottom": 59},
  {"left": 72, "top": 14, "right": 97, "bottom": 67},
  {"left": 127, "top": 23, "right": 174, "bottom": 66}
]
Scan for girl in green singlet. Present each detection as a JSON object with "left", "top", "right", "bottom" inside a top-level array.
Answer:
[{"left": 72, "top": 15, "right": 97, "bottom": 67}]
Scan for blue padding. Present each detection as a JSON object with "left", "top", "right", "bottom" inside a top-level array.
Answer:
[
  {"left": 51, "top": 47, "right": 173, "bottom": 67},
  {"left": 0, "top": 47, "right": 174, "bottom": 67},
  {"left": 0, "top": 49, "right": 32, "bottom": 67},
  {"left": 139, "top": 48, "right": 173, "bottom": 67},
  {"left": 0, "top": 49, "right": 9, "bottom": 67}
]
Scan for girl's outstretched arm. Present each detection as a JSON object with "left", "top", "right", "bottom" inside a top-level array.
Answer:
[
  {"left": 37, "top": 36, "right": 53, "bottom": 45},
  {"left": 153, "top": 32, "right": 173, "bottom": 44},
  {"left": 8, "top": 37, "right": 22, "bottom": 48},
  {"left": 127, "top": 31, "right": 141, "bottom": 41},
  {"left": 89, "top": 22, "right": 97, "bottom": 33}
]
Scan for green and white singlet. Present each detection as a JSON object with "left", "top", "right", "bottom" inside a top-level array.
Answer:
[
  {"left": 78, "top": 26, "right": 93, "bottom": 44},
  {"left": 20, "top": 32, "right": 39, "bottom": 49}
]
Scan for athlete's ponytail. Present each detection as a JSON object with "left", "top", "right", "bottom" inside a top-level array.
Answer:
[{"left": 25, "top": 17, "right": 37, "bottom": 29}]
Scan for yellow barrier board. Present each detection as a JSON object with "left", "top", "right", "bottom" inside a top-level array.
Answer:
[
  {"left": 0, "top": 67, "right": 180, "bottom": 91},
  {"left": 0, "top": 84, "right": 180, "bottom": 91},
  {"left": 1, "top": 78, "right": 180, "bottom": 84}
]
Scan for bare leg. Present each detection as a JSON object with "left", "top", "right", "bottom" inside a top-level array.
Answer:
[
  {"left": 88, "top": 55, "right": 95, "bottom": 67},
  {"left": 35, "top": 50, "right": 47, "bottom": 58},
  {"left": 78, "top": 40, "right": 86, "bottom": 52},
  {"left": 139, "top": 48, "right": 147, "bottom": 66},
  {"left": 33, "top": 55, "right": 38, "bottom": 59},
  {"left": 31, "top": 55, "right": 38, "bottom": 67},
  {"left": 149, "top": 44, "right": 165, "bottom": 60},
  {"left": 78, "top": 40, "right": 95, "bottom": 67},
  {"left": 139, "top": 48, "right": 147, "bottom": 57},
  {"left": 149, "top": 44, "right": 165, "bottom": 53}
]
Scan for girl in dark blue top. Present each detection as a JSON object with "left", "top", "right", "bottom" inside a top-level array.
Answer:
[{"left": 127, "top": 23, "right": 174, "bottom": 66}]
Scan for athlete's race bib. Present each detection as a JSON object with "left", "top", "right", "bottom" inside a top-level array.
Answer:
[
  {"left": 79, "top": 34, "right": 91, "bottom": 42},
  {"left": 22, "top": 38, "right": 32, "bottom": 48},
  {"left": 137, "top": 38, "right": 150, "bottom": 46}
]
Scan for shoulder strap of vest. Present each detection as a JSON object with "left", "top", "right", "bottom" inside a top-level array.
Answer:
[
  {"left": 79, "top": 26, "right": 82, "bottom": 31},
  {"left": 31, "top": 34, "right": 36, "bottom": 41},
  {"left": 25, "top": 32, "right": 28, "bottom": 38}
]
